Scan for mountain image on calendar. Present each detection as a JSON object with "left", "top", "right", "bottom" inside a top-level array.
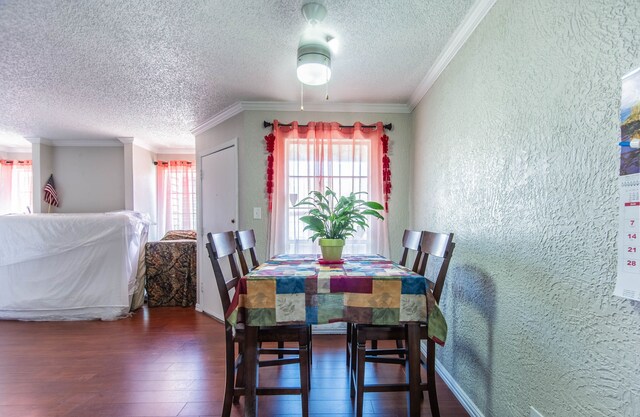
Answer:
[
  {"left": 620, "top": 69, "right": 640, "bottom": 176},
  {"left": 622, "top": 103, "right": 640, "bottom": 138}
]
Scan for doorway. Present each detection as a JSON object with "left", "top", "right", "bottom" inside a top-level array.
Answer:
[{"left": 198, "top": 139, "right": 238, "bottom": 319}]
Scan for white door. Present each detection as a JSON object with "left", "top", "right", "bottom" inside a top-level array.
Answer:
[{"left": 198, "top": 140, "right": 238, "bottom": 319}]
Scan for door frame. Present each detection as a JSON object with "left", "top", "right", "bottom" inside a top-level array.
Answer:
[{"left": 196, "top": 137, "right": 239, "bottom": 319}]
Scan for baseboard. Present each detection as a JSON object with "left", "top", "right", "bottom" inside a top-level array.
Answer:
[
  {"left": 417, "top": 343, "right": 484, "bottom": 417},
  {"left": 434, "top": 357, "right": 485, "bottom": 417},
  {"left": 196, "top": 305, "right": 225, "bottom": 324}
]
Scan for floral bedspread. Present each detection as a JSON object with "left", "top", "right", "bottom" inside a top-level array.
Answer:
[{"left": 145, "top": 234, "right": 197, "bottom": 307}]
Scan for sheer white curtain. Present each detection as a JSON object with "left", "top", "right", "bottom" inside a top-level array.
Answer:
[
  {"left": 268, "top": 121, "right": 389, "bottom": 258},
  {"left": 156, "top": 161, "right": 196, "bottom": 238},
  {"left": 0, "top": 160, "right": 32, "bottom": 215}
]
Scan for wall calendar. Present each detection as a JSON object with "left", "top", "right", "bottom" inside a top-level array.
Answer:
[{"left": 616, "top": 66, "right": 640, "bottom": 301}]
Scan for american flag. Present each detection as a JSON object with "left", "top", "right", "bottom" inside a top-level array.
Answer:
[{"left": 43, "top": 174, "right": 59, "bottom": 207}]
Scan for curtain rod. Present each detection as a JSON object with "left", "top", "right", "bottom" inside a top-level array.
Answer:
[
  {"left": 153, "top": 160, "right": 193, "bottom": 165},
  {"left": 263, "top": 121, "right": 392, "bottom": 131}
]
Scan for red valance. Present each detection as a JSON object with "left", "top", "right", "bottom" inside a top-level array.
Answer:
[
  {"left": 0, "top": 160, "right": 32, "bottom": 166},
  {"left": 264, "top": 120, "right": 392, "bottom": 212}
]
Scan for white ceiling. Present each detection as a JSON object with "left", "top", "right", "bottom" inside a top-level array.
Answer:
[{"left": 0, "top": 0, "right": 476, "bottom": 151}]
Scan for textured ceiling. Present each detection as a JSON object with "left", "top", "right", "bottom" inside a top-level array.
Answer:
[{"left": 0, "top": 0, "right": 475, "bottom": 150}]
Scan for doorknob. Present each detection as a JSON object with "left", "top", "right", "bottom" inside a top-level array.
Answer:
[{"left": 231, "top": 219, "right": 235, "bottom": 224}]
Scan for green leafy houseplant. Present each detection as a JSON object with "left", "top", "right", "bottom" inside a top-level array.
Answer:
[{"left": 294, "top": 187, "right": 385, "bottom": 261}]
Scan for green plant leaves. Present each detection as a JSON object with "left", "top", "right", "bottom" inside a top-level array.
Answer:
[
  {"left": 363, "top": 201, "right": 384, "bottom": 210},
  {"left": 293, "top": 186, "right": 385, "bottom": 242}
]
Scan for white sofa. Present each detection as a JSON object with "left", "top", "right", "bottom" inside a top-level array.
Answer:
[{"left": 0, "top": 211, "right": 149, "bottom": 320}]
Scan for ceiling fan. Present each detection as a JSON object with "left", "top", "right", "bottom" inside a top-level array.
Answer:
[{"left": 296, "top": 3, "right": 337, "bottom": 108}]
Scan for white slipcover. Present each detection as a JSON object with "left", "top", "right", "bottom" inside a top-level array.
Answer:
[{"left": 0, "top": 211, "right": 149, "bottom": 320}]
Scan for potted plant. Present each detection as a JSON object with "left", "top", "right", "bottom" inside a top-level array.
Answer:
[{"left": 294, "top": 187, "right": 385, "bottom": 261}]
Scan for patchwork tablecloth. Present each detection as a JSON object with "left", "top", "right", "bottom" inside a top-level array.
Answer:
[{"left": 226, "top": 254, "right": 447, "bottom": 345}]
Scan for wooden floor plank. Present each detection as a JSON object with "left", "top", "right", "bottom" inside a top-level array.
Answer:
[{"left": 0, "top": 306, "right": 469, "bottom": 417}]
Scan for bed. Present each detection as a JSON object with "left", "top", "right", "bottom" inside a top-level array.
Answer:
[
  {"left": 0, "top": 211, "right": 149, "bottom": 320},
  {"left": 145, "top": 230, "right": 197, "bottom": 307}
]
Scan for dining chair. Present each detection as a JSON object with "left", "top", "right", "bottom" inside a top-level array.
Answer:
[
  {"left": 235, "top": 229, "right": 314, "bottom": 364},
  {"left": 399, "top": 229, "right": 424, "bottom": 272},
  {"left": 349, "top": 231, "right": 455, "bottom": 417},
  {"left": 206, "top": 231, "right": 310, "bottom": 417},
  {"left": 346, "top": 229, "right": 424, "bottom": 366},
  {"left": 236, "top": 229, "right": 284, "bottom": 354},
  {"left": 235, "top": 229, "right": 260, "bottom": 276}
]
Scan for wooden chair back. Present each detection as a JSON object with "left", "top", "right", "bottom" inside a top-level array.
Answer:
[
  {"left": 235, "top": 229, "right": 260, "bottom": 275},
  {"left": 205, "top": 231, "right": 243, "bottom": 315},
  {"left": 399, "top": 229, "right": 423, "bottom": 273},
  {"left": 417, "top": 231, "right": 455, "bottom": 303}
]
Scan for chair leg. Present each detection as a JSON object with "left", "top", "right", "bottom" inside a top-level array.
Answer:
[
  {"left": 371, "top": 340, "right": 378, "bottom": 350},
  {"left": 243, "top": 326, "right": 259, "bottom": 417},
  {"left": 349, "top": 324, "right": 358, "bottom": 398},
  {"left": 233, "top": 343, "right": 244, "bottom": 404},
  {"left": 308, "top": 325, "right": 313, "bottom": 365},
  {"left": 345, "top": 322, "right": 352, "bottom": 366},
  {"left": 355, "top": 333, "right": 367, "bottom": 417},
  {"left": 277, "top": 341, "right": 284, "bottom": 359},
  {"left": 223, "top": 335, "right": 235, "bottom": 417},
  {"left": 299, "top": 333, "right": 310, "bottom": 417},
  {"left": 307, "top": 326, "right": 312, "bottom": 388},
  {"left": 426, "top": 339, "right": 440, "bottom": 417},
  {"left": 406, "top": 324, "right": 421, "bottom": 417}
]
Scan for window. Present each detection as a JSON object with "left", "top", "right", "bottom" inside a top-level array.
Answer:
[
  {"left": 268, "top": 121, "right": 389, "bottom": 258},
  {"left": 286, "top": 137, "right": 371, "bottom": 254},
  {"left": 157, "top": 160, "right": 196, "bottom": 236},
  {"left": 0, "top": 160, "right": 33, "bottom": 214}
]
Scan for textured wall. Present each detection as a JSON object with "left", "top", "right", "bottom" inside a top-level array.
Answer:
[
  {"left": 411, "top": 0, "right": 640, "bottom": 416},
  {"left": 51, "top": 146, "right": 125, "bottom": 213}
]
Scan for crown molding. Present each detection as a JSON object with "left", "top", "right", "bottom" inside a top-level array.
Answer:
[
  {"left": 25, "top": 137, "right": 51, "bottom": 145},
  {"left": 190, "top": 102, "right": 244, "bottom": 136},
  {"left": 155, "top": 147, "right": 196, "bottom": 155},
  {"left": 0, "top": 146, "right": 32, "bottom": 153},
  {"left": 240, "top": 101, "right": 411, "bottom": 114},
  {"left": 121, "top": 137, "right": 155, "bottom": 154},
  {"left": 134, "top": 143, "right": 195, "bottom": 155},
  {"left": 24, "top": 136, "right": 193, "bottom": 154},
  {"left": 409, "top": 0, "right": 496, "bottom": 109},
  {"left": 130, "top": 139, "right": 157, "bottom": 153},
  {"left": 117, "top": 137, "right": 194, "bottom": 154},
  {"left": 191, "top": 101, "right": 411, "bottom": 136},
  {"left": 27, "top": 137, "right": 124, "bottom": 147},
  {"left": 48, "top": 139, "right": 124, "bottom": 147}
]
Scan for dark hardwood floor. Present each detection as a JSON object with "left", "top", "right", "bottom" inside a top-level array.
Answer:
[{"left": 0, "top": 307, "right": 469, "bottom": 417}]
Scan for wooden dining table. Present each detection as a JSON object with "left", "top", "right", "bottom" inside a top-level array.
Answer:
[{"left": 226, "top": 254, "right": 448, "bottom": 417}]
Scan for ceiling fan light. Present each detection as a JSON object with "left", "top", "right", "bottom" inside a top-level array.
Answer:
[
  {"left": 297, "top": 60, "right": 331, "bottom": 86},
  {"left": 297, "top": 43, "right": 332, "bottom": 86}
]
